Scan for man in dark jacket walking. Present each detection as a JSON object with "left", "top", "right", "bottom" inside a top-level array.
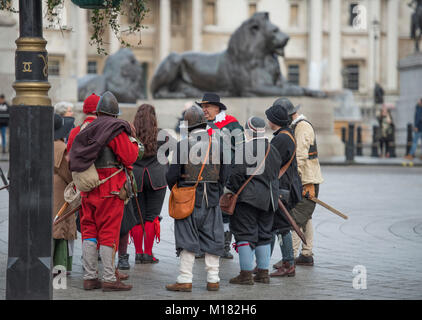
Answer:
[{"left": 405, "top": 98, "right": 422, "bottom": 160}]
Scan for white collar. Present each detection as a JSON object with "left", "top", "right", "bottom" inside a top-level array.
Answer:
[
  {"left": 291, "top": 114, "right": 306, "bottom": 126},
  {"left": 214, "top": 111, "right": 226, "bottom": 123}
]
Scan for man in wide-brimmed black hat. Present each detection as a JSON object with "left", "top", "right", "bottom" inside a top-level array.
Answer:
[{"left": 196, "top": 92, "right": 244, "bottom": 259}]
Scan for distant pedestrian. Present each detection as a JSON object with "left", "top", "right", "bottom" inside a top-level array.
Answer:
[
  {"left": 0, "top": 94, "right": 10, "bottom": 154},
  {"left": 53, "top": 113, "right": 76, "bottom": 275},
  {"left": 405, "top": 98, "right": 422, "bottom": 160},
  {"left": 55, "top": 101, "right": 75, "bottom": 141},
  {"left": 55, "top": 101, "right": 74, "bottom": 117},
  {"left": 226, "top": 117, "right": 281, "bottom": 285},
  {"left": 125, "top": 104, "right": 169, "bottom": 266},
  {"left": 377, "top": 106, "right": 395, "bottom": 158}
]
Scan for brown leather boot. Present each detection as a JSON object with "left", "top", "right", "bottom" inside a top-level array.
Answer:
[
  {"left": 116, "top": 270, "right": 129, "bottom": 281},
  {"left": 207, "top": 282, "right": 219, "bottom": 291},
  {"left": 295, "top": 254, "right": 314, "bottom": 266},
  {"left": 102, "top": 279, "right": 133, "bottom": 292},
  {"left": 254, "top": 269, "right": 270, "bottom": 283},
  {"left": 83, "top": 278, "right": 102, "bottom": 290},
  {"left": 166, "top": 282, "right": 192, "bottom": 292},
  {"left": 270, "top": 262, "right": 296, "bottom": 277},
  {"left": 229, "top": 270, "right": 254, "bottom": 285},
  {"left": 272, "top": 259, "right": 284, "bottom": 269}
]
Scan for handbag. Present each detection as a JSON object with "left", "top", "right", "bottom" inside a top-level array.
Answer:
[
  {"left": 169, "top": 136, "right": 212, "bottom": 220},
  {"left": 219, "top": 143, "right": 271, "bottom": 215}
]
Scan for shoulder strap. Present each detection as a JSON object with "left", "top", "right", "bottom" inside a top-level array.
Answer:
[
  {"left": 80, "top": 121, "right": 90, "bottom": 131},
  {"left": 235, "top": 142, "right": 271, "bottom": 196},
  {"left": 194, "top": 136, "right": 212, "bottom": 187},
  {"left": 278, "top": 130, "right": 296, "bottom": 179}
]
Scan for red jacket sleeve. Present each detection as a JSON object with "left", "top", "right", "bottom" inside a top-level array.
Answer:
[
  {"left": 67, "top": 126, "right": 80, "bottom": 152},
  {"left": 108, "top": 131, "right": 139, "bottom": 168}
]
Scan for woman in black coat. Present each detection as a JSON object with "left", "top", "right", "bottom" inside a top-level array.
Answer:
[
  {"left": 129, "top": 104, "right": 170, "bottom": 264},
  {"left": 225, "top": 117, "right": 281, "bottom": 285}
]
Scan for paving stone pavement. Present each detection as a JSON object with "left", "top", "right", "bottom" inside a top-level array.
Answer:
[{"left": 0, "top": 163, "right": 421, "bottom": 300}]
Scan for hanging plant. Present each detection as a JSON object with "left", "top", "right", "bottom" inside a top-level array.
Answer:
[{"left": 0, "top": 0, "right": 149, "bottom": 55}]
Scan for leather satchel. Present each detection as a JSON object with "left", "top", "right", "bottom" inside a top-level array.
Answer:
[
  {"left": 169, "top": 137, "right": 211, "bottom": 220},
  {"left": 219, "top": 143, "right": 271, "bottom": 215}
]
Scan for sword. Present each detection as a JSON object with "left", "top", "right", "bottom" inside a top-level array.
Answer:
[
  {"left": 277, "top": 198, "right": 307, "bottom": 245},
  {"left": 54, "top": 204, "right": 81, "bottom": 226},
  {"left": 0, "top": 167, "right": 8, "bottom": 192},
  {"left": 306, "top": 195, "right": 348, "bottom": 220}
]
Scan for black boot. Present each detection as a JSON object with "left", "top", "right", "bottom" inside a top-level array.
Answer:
[
  {"left": 117, "top": 253, "right": 130, "bottom": 270},
  {"left": 222, "top": 231, "right": 233, "bottom": 259}
]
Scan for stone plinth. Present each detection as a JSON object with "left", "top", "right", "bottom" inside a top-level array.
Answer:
[
  {"left": 395, "top": 53, "right": 422, "bottom": 144},
  {"left": 73, "top": 96, "right": 343, "bottom": 158}
]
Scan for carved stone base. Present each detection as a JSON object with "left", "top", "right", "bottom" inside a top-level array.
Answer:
[{"left": 72, "top": 96, "right": 343, "bottom": 159}]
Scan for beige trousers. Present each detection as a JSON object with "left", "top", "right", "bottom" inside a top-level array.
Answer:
[
  {"left": 82, "top": 241, "right": 116, "bottom": 282},
  {"left": 292, "top": 219, "right": 314, "bottom": 257},
  {"left": 177, "top": 249, "right": 220, "bottom": 284}
]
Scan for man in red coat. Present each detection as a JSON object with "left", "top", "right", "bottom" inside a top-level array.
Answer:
[
  {"left": 67, "top": 93, "right": 100, "bottom": 152},
  {"left": 69, "top": 91, "right": 139, "bottom": 292}
]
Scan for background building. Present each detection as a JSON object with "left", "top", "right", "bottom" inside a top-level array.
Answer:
[{"left": 0, "top": 0, "right": 416, "bottom": 123}]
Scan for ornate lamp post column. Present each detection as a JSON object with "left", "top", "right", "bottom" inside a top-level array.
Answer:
[{"left": 6, "top": 0, "right": 53, "bottom": 300}]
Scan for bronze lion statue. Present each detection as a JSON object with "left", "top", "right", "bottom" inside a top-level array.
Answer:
[
  {"left": 151, "top": 12, "right": 321, "bottom": 98},
  {"left": 78, "top": 48, "right": 146, "bottom": 103}
]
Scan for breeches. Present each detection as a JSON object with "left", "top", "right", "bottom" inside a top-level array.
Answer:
[{"left": 81, "top": 187, "right": 124, "bottom": 248}]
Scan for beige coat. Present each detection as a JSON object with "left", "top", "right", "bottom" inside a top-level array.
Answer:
[
  {"left": 53, "top": 140, "right": 77, "bottom": 240},
  {"left": 293, "top": 115, "right": 324, "bottom": 186}
]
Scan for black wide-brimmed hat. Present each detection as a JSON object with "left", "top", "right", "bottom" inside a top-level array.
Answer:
[
  {"left": 195, "top": 93, "right": 227, "bottom": 110},
  {"left": 54, "top": 113, "right": 74, "bottom": 141},
  {"left": 271, "top": 97, "right": 300, "bottom": 115},
  {"left": 265, "top": 104, "right": 290, "bottom": 127}
]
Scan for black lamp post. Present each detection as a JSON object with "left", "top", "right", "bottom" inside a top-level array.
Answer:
[{"left": 6, "top": 0, "right": 53, "bottom": 300}]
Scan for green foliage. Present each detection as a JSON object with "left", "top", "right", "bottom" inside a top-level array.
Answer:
[
  {"left": 0, "top": 0, "right": 18, "bottom": 13},
  {"left": 0, "top": 0, "right": 149, "bottom": 55}
]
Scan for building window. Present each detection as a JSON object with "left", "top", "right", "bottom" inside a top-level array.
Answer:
[
  {"left": 343, "top": 64, "right": 359, "bottom": 91},
  {"left": 171, "top": 0, "right": 182, "bottom": 26},
  {"left": 87, "top": 61, "right": 97, "bottom": 74},
  {"left": 289, "top": 3, "right": 299, "bottom": 27},
  {"left": 204, "top": 1, "right": 216, "bottom": 25},
  {"left": 287, "top": 64, "right": 300, "bottom": 86},
  {"left": 349, "top": 3, "right": 358, "bottom": 26},
  {"left": 48, "top": 59, "right": 60, "bottom": 76},
  {"left": 249, "top": 2, "right": 257, "bottom": 17}
]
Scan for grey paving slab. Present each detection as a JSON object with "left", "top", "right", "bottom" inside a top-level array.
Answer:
[{"left": 0, "top": 164, "right": 422, "bottom": 300}]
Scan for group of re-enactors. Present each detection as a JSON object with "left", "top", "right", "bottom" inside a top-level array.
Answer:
[{"left": 52, "top": 90, "right": 323, "bottom": 292}]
